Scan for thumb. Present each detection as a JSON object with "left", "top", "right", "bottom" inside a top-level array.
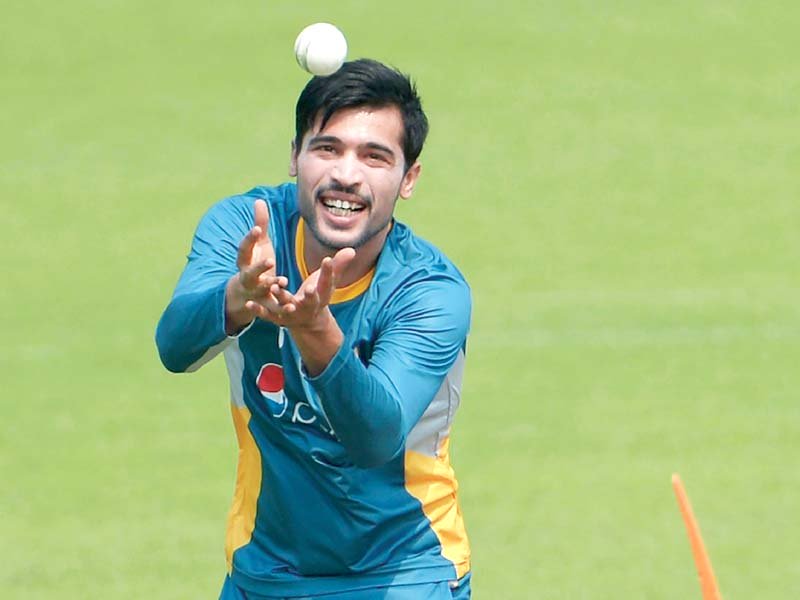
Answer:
[
  {"left": 254, "top": 200, "right": 269, "bottom": 240},
  {"left": 331, "top": 247, "right": 356, "bottom": 283}
]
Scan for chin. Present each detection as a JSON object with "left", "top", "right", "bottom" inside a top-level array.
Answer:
[{"left": 311, "top": 225, "right": 365, "bottom": 251}]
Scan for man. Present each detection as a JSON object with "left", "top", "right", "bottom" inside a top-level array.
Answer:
[{"left": 156, "top": 59, "right": 472, "bottom": 599}]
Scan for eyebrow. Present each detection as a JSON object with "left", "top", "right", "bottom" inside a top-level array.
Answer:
[
  {"left": 307, "top": 136, "right": 396, "bottom": 159},
  {"left": 363, "top": 142, "right": 396, "bottom": 158},
  {"left": 307, "top": 135, "right": 341, "bottom": 147}
]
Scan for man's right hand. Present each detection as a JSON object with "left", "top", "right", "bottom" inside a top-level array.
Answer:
[{"left": 224, "top": 200, "right": 288, "bottom": 335}]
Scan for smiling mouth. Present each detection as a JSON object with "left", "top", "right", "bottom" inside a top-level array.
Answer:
[{"left": 320, "top": 196, "right": 367, "bottom": 217}]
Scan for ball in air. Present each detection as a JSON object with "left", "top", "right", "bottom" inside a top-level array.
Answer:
[{"left": 294, "top": 23, "right": 348, "bottom": 76}]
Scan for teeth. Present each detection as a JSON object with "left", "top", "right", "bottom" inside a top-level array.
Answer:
[{"left": 322, "top": 196, "right": 363, "bottom": 214}]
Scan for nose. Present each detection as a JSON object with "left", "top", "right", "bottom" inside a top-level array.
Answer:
[{"left": 330, "top": 152, "right": 364, "bottom": 188}]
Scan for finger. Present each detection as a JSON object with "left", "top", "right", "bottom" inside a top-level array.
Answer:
[
  {"left": 254, "top": 200, "right": 269, "bottom": 241},
  {"left": 247, "top": 280, "right": 278, "bottom": 300},
  {"left": 315, "top": 257, "right": 336, "bottom": 306},
  {"left": 240, "top": 258, "right": 274, "bottom": 289},
  {"left": 271, "top": 284, "right": 298, "bottom": 307},
  {"left": 236, "top": 226, "right": 262, "bottom": 269},
  {"left": 244, "top": 300, "right": 270, "bottom": 320},
  {"left": 316, "top": 257, "right": 335, "bottom": 294},
  {"left": 294, "top": 281, "right": 321, "bottom": 314},
  {"left": 258, "top": 274, "right": 289, "bottom": 289},
  {"left": 245, "top": 299, "right": 285, "bottom": 321}
]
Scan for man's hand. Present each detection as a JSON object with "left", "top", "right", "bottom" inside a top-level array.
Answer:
[
  {"left": 246, "top": 247, "right": 356, "bottom": 376},
  {"left": 225, "top": 200, "right": 288, "bottom": 335},
  {"left": 260, "top": 247, "right": 355, "bottom": 327}
]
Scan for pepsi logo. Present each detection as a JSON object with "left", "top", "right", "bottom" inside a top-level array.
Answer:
[{"left": 256, "top": 363, "right": 287, "bottom": 418}]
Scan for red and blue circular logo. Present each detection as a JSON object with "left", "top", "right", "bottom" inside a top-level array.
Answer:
[{"left": 256, "top": 363, "right": 287, "bottom": 418}]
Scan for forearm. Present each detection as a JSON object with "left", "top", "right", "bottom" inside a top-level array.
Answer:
[
  {"left": 302, "top": 336, "right": 405, "bottom": 468},
  {"left": 156, "top": 280, "right": 230, "bottom": 372}
]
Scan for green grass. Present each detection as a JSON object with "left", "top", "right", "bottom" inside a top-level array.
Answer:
[{"left": 2, "top": 1, "right": 799, "bottom": 597}]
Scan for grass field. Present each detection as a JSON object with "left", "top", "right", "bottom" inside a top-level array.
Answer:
[{"left": 2, "top": 1, "right": 799, "bottom": 598}]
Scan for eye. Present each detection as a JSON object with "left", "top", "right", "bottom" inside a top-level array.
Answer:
[
  {"left": 310, "top": 143, "right": 337, "bottom": 156},
  {"left": 366, "top": 152, "right": 389, "bottom": 165}
]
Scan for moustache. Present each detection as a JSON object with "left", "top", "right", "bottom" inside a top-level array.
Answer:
[{"left": 315, "top": 183, "right": 373, "bottom": 208}]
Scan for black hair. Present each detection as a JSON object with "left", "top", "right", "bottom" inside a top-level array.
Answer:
[{"left": 294, "top": 59, "right": 429, "bottom": 170}]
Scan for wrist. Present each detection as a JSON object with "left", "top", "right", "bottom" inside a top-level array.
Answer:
[
  {"left": 224, "top": 276, "right": 253, "bottom": 335},
  {"left": 288, "top": 306, "right": 335, "bottom": 336},
  {"left": 289, "top": 309, "right": 343, "bottom": 377}
]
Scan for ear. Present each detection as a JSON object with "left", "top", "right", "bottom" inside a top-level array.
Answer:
[
  {"left": 288, "top": 140, "right": 298, "bottom": 177},
  {"left": 398, "top": 161, "right": 421, "bottom": 199}
]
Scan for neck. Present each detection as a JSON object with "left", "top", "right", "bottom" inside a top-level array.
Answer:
[{"left": 301, "top": 222, "right": 390, "bottom": 287}]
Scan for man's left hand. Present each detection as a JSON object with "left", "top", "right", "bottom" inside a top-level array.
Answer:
[{"left": 246, "top": 247, "right": 356, "bottom": 331}]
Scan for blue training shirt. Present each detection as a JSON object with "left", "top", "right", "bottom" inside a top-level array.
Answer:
[{"left": 156, "top": 183, "right": 471, "bottom": 596}]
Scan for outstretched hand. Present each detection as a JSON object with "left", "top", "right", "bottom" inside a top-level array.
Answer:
[
  {"left": 225, "top": 200, "right": 288, "bottom": 334},
  {"left": 246, "top": 247, "right": 356, "bottom": 331}
]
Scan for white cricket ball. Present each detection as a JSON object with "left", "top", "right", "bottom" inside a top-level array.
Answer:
[{"left": 294, "top": 23, "right": 348, "bottom": 76}]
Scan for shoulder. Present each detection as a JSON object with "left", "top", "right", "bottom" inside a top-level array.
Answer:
[
  {"left": 196, "top": 183, "right": 298, "bottom": 239},
  {"left": 244, "top": 182, "right": 298, "bottom": 220},
  {"left": 372, "top": 221, "right": 472, "bottom": 329},
  {"left": 380, "top": 220, "right": 470, "bottom": 292}
]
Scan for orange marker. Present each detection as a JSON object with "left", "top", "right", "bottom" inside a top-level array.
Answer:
[{"left": 671, "top": 473, "right": 723, "bottom": 600}]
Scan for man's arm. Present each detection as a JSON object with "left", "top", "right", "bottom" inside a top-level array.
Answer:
[
  {"left": 263, "top": 251, "right": 355, "bottom": 376},
  {"left": 314, "top": 280, "right": 470, "bottom": 468},
  {"left": 223, "top": 200, "right": 286, "bottom": 335},
  {"left": 257, "top": 264, "right": 471, "bottom": 468},
  {"left": 155, "top": 199, "right": 285, "bottom": 372}
]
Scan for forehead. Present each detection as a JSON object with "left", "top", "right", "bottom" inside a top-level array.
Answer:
[{"left": 306, "top": 105, "right": 404, "bottom": 149}]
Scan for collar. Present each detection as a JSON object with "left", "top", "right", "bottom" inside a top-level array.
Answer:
[{"left": 295, "top": 218, "right": 375, "bottom": 304}]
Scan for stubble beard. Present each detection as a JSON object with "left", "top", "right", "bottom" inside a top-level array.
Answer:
[{"left": 300, "top": 183, "right": 396, "bottom": 252}]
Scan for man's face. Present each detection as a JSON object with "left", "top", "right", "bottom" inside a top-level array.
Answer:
[{"left": 290, "top": 105, "right": 421, "bottom": 252}]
